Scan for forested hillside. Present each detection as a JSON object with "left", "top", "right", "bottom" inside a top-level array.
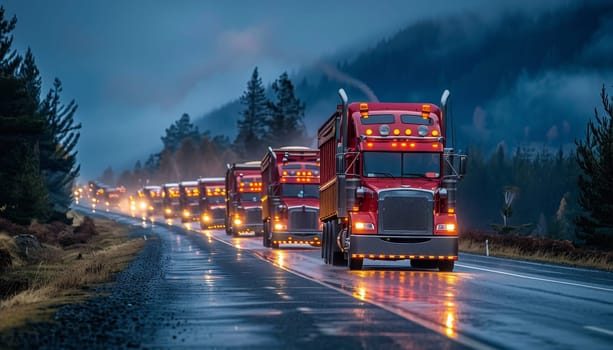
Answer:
[{"left": 197, "top": 1, "right": 613, "bottom": 151}]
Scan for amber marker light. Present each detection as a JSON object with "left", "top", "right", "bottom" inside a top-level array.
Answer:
[{"left": 421, "top": 104, "right": 431, "bottom": 119}]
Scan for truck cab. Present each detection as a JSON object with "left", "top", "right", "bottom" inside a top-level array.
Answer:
[
  {"left": 197, "top": 177, "right": 226, "bottom": 229},
  {"left": 261, "top": 146, "right": 321, "bottom": 249},
  {"left": 319, "top": 89, "right": 466, "bottom": 271},
  {"left": 179, "top": 180, "right": 200, "bottom": 223},
  {"left": 162, "top": 183, "right": 181, "bottom": 219},
  {"left": 142, "top": 185, "right": 163, "bottom": 217},
  {"left": 225, "top": 161, "right": 264, "bottom": 236}
]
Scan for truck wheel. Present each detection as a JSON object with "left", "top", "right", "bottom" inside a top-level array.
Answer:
[
  {"left": 263, "top": 221, "right": 272, "bottom": 248},
  {"left": 321, "top": 222, "right": 327, "bottom": 260},
  {"left": 225, "top": 217, "right": 232, "bottom": 235},
  {"left": 411, "top": 259, "right": 438, "bottom": 269},
  {"left": 323, "top": 222, "right": 330, "bottom": 263},
  {"left": 348, "top": 257, "right": 363, "bottom": 270},
  {"left": 438, "top": 260, "right": 454, "bottom": 272},
  {"left": 330, "top": 221, "right": 346, "bottom": 266}
]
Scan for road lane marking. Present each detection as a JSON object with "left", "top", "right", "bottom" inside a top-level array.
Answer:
[
  {"left": 584, "top": 326, "right": 613, "bottom": 337},
  {"left": 456, "top": 264, "right": 613, "bottom": 292},
  {"left": 247, "top": 254, "right": 497, "bottom": 350}
]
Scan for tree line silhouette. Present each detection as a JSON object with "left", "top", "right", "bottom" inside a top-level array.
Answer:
[{"left": 0, "top": 7, "right": 80, "bottom": 225}]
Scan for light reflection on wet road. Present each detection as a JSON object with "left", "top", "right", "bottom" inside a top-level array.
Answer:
[
  {"left": 100, "top": 211, "right": 612, "bottom": 349},
  {"left": 207, "top": 224, "right": 613, "bottom": 350},
  {"left": 133, "top": 218, "right": 474, "bottom": 349}
]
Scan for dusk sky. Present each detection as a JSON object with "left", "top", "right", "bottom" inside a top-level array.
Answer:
[{"left": 3, "top": 0, "right": 566, "bottom": 180}]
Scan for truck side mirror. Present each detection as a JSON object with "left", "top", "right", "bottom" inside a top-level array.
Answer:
[{"left": 459, "top": 155, "right": 467, "bottom": 177}]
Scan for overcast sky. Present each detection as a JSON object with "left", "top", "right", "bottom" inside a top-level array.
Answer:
[{"left": 3, "top": 0, "right": 566, "bottom": 180}]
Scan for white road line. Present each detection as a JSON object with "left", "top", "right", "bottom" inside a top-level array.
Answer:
[
  {"left": 584, "top": 326, "right": 613, "bottom": 337},
  {"left": 247, "top": 254, "right": 497, "bottom": 350},
  {"left": 456, "top": 263, "right": 613, "bottom": 292}
]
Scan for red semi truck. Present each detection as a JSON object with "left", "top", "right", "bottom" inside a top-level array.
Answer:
[
  {"left": 141, "top": 185, "right": 163, "bottom": 217},
  {"left": 197, "top": 177, "right": 226, "bottom": 229},
  {"left": 261, "top": 146, "right": 322, "bottom": 249},
  {"left": 225, "top": 161, "right": 264, "bottom": 236},
  {"left": 179, "top": 180, "right": 200, "bottom": 223},
  {"left": 162, "top": 182, "right": 181, "bottom": 219},
  {"left": 319, "top": 89, "right": 466, "bottom": 271}
]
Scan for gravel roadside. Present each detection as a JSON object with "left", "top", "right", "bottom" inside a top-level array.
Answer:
[{"left": 0, "top": 227, "right": 163, "bottom": 350}]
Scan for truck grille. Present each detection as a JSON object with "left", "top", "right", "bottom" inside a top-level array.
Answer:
[
  {"left": 211, "top": 208, "right": 225, "bottom": 220},
  {"left": 378, "top": 189, "right": 433, "bottom": 235},
  {"left": 288, "top": 207, "right": 319, "bottom": 231},
  {"left": 245, "top": 208, "right": 262, "bottom": 225}
]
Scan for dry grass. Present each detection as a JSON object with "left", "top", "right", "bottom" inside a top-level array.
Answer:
[
  {"left": 460, "top": 232, "right": 613, "bottom": 271},
  {"left": 0, "top": 214, "right": 144, "bottom": 332}
]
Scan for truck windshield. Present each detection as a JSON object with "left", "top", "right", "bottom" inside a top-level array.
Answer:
[
  {"left": 207, "top": 195, "right": 225, "bottom": 205},
  {"left": 282, "top": 184, "right": 319, "bottom": 198},
  {"left": 363, "top": 152, "right": 440, "bottom": 178},
  {"left": 240, "top": 193, "right": 261, "bottom": 202}
]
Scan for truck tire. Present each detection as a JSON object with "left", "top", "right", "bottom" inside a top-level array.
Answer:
[
  {"left": 321, "top": 222, "right": 327, "bottom": 260},
  {"left": 330, "top": 221, "right": 346, "bottom": 266},
  {"left": 324, "top": 222, "right": 331, "bottom": 264},
  {"left": 262, "top": 220, "right": 272, "bottom": 248},
  {"left": 348, "top": 256, "right": 363, "bottom": 270},
  {"left": 438, "top": 260, "right": 454, "bottom": 272},
  {"left": 225, "top": 218, "right": 232, "bottom": 235},
  {"left": 411, "top": 260, "right": 438, "bottom": 269}
]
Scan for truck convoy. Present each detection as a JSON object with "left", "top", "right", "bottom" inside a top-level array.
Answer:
[
  {"left": 261, "top": 146, "right": 321, "bottom": 249},
  {"left": 162, "top": 182, "right": 181, "bottom": 219},
  {"left": 318, "top": 89, "right": 466, "bottom": 271},
  {"left": 225, "top": 161, "right": 264, "bottom": 236},
  {"left": 179, "top": 180, "right": 200, "bottom": 223},
  {"left": 197, "top": 177, "right": 226, "bottom": 229}
]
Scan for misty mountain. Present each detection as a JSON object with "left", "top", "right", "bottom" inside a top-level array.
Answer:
[{"left": 195, "top": 1, "right": 613, "bottom": 152}]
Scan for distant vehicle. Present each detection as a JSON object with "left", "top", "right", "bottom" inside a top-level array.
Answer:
[
  {"left": 104, "top": 186, "right": 126, "bottom": 211},
  {"left": 197, "top": 177, "right": 226, "bottom": 229},
  {"left": 162, "top": 183, "right": 181, "bottom": 219},
  {"left": 142, "top": 185, "right": 163, "bottom": 217},
  {"left": 88, "top": 180, "right": 108, "bottom": 208},
  {"left": 225, "top": 161, "right": 263, "bottom": 236},
  {"left": 179, "top": 180, "right": 200, "bottom": 223},
  {"left": 261, "top": 146, "right": 321, "bottom": 249},
  {"left": 318, "top": 89, "right": 466, "bottom": 270}
]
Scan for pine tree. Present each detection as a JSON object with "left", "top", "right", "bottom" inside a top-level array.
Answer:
[
  {"left": 574, "top": 85, "right": 613, "bottom": 249},
  {"left": 235, "top": 67, "right": 269, "bottom": 159},
  {"left": 266, "top": 72, "right": 309, "bottom": 147},
  {"left": 0, "top": 7, "right": 21, "bottom": 77},
  {"left": 4, "top": 143, "right": 49, "bottom": 224},
  {"left": 161, "top": 113, "right": 200, "bottom": 153},
  {"left": 39, "top": 78, "right": 81, "bottom": 220},
  {"left": 17, "top": 48, "right": 39, "bottom": 112},
  {"left": 0, "top": 9, "right": 48, "bottom": 223}
]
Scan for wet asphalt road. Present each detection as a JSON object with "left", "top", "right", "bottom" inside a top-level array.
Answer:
[{"left": 3, "top": 208, "right": 612, "bottom": 349}]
